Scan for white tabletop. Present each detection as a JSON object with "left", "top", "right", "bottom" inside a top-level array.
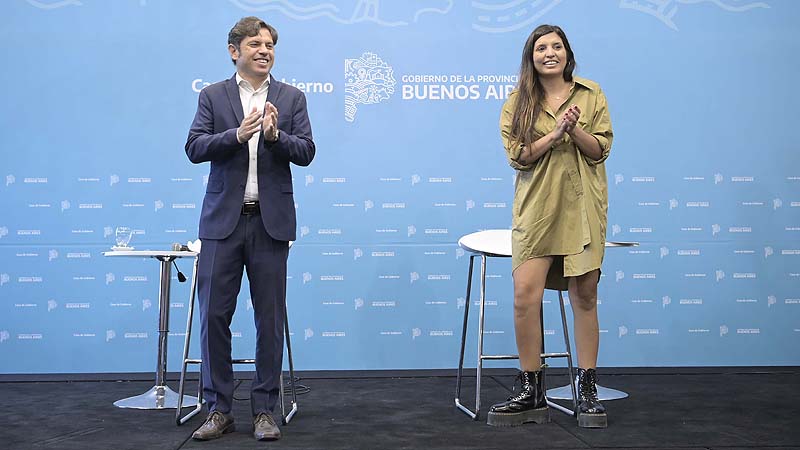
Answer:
[
  {"left": 458, "top": 229, "right": 638, "bottom": 257},
  {"left": 458, "top": 230, "right": 513, "bottom": 257},
  {"left": 604, "top": 241, "right": 639, "bottom": 247},
  {"left": 102, "top": 250, "right": 198, "bottom": 258}
]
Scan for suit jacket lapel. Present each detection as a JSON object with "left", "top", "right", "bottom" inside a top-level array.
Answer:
[
  {"left": 266, "top": 74, "right": 282, "bottom": 107},
  {"left": 257, "top": 75, "right": 282, "bottom": 150},
  {"left": 225, "top": 74, "right": 244, "bottom": 125}
]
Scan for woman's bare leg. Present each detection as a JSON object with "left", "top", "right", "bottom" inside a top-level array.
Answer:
[
  {"left": 567, "top": 269, "right": 600, "bottom": 369},
  {"left": 512, "top": 257, "right": 553, "bottom": 371}
]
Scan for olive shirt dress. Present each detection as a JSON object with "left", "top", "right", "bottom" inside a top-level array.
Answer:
[{"left": 500, "top": 76, "right": 613, "bottom": 291}]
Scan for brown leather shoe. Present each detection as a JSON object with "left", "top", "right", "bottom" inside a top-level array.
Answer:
[
  {"left": 253, "top": 412, "right": 281, "bottom": 441},
  {"left": 191, "top": 411, "right": 235, "bottom": 441}
]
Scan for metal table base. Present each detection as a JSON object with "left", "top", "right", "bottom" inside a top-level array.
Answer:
[
  {"left": 113, "top": 385, "right": 199, "bottom": 409},
  {"left": 547, "top": 383, "right": 628, "bottom": 401}
]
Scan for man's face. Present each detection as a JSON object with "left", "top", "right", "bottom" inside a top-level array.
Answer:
[{"left": 229, "top": 28, "right": 275, "bottom": 82}]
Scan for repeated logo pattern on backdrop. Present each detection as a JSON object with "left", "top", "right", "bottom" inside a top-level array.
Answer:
[{"left": 1, "top": 0, "right": 798, "bottom": 374}]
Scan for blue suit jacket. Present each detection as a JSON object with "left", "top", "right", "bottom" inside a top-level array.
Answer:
[{"left": 186, "top": 74, "right": 315, "bottom": 241}]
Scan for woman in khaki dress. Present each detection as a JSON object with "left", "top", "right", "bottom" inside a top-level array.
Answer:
[{"left": 487, "top": 24, "right": 613, "bottom": 429}]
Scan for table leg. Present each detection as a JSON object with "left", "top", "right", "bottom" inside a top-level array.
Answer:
[{"left": 114, "top": 256, "right": 199, "bottom": 409}]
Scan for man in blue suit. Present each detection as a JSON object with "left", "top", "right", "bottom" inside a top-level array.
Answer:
[{"left": 185, "top": 16, "right": 315, "bottom": 442}]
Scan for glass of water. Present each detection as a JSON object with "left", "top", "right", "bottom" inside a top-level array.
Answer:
[{"left": 114, "top": 226, "right": 133, "bottom": 249}]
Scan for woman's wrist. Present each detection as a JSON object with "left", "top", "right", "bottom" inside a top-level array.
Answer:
[
  {"left": 566, "top": 123, "right": 579, "bottom": 138},
  {"left": 549, "top": 129, "right": 564, "bottom": 148}
]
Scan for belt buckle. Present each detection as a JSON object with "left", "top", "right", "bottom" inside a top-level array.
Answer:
[{"left": 242, "top": 201, "right": 259, "bottom": 215}]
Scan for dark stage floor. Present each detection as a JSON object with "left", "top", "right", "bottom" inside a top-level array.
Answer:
[{"left": 2, "top": 370, "right": 799, "bottom": 450}]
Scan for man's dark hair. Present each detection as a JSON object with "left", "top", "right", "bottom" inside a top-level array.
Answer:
[{"left": 228, "top": 16, "right": 279, "bottom": 66}]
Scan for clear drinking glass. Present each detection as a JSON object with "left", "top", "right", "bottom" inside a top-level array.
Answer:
[{"left": 114, "top": 226, "right": 133, "bottom": 249}]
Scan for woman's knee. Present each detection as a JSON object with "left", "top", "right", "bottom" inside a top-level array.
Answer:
[
  {"left": 512, "top": 258, "right": 550, "bottom": 315},
  {"left": 569, "top": 271, "right": 599, "bottom": 311},
  {"left": 513, "top": 288, "right": 542, "bottom": 317},
  {"left": 570, "top": 285, "right": 597, "bottom": 311}
]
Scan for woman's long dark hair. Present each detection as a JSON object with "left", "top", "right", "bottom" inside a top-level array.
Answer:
[{"left": 509, "top": 25, "right": 576, "bottom": 148}]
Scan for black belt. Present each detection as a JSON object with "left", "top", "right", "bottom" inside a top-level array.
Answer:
[{"left": 242, "top": 201, "right": 260, "bottom": 215}]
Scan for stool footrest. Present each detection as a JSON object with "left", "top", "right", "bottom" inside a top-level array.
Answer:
[
  {"left": 480, "top": 354, "right": 519, "bottom": 360},
  {"left": 231, "top": 358, "right": 256, "bottom": 364},
  {"left": 546, "top": 398, "right": 576, "bottom": 417},
  {"left": 541, "top": 352, "right": 570, "bottom": 359},
  {"left": 184, "top": 358, "right": 258, "bottom": 365}
]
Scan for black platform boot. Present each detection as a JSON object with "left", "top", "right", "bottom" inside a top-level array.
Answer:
[
  {"left": 576, "top": 368, "right": 607, "bottom": 428},
  {"left": 486, "top": 368, "right": 550, "bottom": 427}
]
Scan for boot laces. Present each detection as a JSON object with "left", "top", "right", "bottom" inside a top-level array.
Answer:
[
  {"left": 506, "top": 371, "right": 531, "bottom": 402},
  {"left": 579, "top": 370, "right": 599, "bottom": 401}
]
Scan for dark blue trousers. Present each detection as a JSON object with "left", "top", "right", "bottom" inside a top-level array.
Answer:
[{"left": 197, "top": 210, "right": 288, "bottom": 416}]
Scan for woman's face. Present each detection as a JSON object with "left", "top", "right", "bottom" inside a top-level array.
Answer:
[{"left": 532, "top": 32, "right": 568, "bottom": 77}]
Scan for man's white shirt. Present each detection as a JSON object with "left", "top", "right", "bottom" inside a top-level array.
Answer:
[{"left": 236, "top": 73, "right": 269, "bottom": 203}]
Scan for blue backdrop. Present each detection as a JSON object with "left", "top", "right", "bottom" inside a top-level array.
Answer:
[{"left": 1, "top": 0, "right": 798, "bottom": 374}]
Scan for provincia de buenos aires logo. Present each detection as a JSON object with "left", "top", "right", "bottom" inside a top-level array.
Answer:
[{"left": 343, "top": 51, "right": 518, "bottom": 122}]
